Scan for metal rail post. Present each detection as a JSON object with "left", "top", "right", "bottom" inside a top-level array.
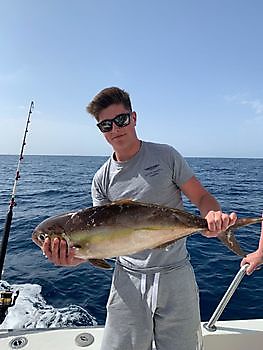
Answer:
[{"left": 203, "top": 263, "right": 249, "bottom": 332}]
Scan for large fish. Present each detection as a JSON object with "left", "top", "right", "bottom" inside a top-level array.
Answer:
[{"left": 32, "top": 200, "right": 263, "bottom": 269}]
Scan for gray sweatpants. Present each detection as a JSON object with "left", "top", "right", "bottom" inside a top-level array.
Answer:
[{"left": 100, "top": 261, "right": 203, "bottom": 350}]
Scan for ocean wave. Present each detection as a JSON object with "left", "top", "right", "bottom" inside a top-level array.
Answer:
[{"left": 0, "top": 281, "right": 97, "bottom": 328}]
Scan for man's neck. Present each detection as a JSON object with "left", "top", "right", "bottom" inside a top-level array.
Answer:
[{"left": 114, "top": 139, "right": 142, "bottom": 162}]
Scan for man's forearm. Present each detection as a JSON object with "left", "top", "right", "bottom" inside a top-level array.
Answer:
[
  {"left": 197, "top": 192, "right": 221, "bottom": 218},
  {"left": 257, "top": 230, "right": 263, "bottom": 253}
]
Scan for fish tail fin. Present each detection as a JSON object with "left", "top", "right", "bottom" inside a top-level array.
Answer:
[
  {"left": 218, "top": 229, "right": 246, "bottom": 257},
  {"left": 217, "top": 217, "right": 263, "bottom": 257},
  {"left": 232, "top": 217, "right": 263, "bottom": 230}
]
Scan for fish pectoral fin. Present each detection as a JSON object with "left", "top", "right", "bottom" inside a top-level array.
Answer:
[
  {"left": 88, "top": 259, "right": 112, "bottom": 270},
  {"left": 218, "top": 229, "right": 246, "bottom": 257}
]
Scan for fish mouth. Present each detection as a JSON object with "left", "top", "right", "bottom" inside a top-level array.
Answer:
[{"left": 32, "top": 233, "right": 43, "bottom": 248}]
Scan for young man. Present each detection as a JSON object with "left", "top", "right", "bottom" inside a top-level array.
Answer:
[{"left": 43, "top": 87, "right": 237, "bottom": 350}]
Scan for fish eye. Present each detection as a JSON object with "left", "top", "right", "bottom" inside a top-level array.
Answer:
[{"left": 38, "top": 233, "right": 46, "bottom": 242}]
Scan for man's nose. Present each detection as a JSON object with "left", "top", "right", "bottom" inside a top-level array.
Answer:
[{"left": 111, "top": 122, "right": 121, "bottom": 131}]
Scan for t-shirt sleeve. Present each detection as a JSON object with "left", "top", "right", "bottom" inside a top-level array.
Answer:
[
  {"left": 91, "top": 172, "right": 110, "bottom": 206},
  {"left": 170, "top": 147, "right": 194, "bottom": 187}
]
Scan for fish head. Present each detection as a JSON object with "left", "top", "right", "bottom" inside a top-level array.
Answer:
[{"left": 32, "top": 212, "right": 73, "bottom": 248}]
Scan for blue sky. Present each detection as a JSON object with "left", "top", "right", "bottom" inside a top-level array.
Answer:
[{"left": 0, "top": 0, "right": 262, "bottom": 158}]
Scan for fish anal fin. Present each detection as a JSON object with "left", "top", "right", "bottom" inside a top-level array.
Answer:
[
  {"left": 88, "top": 259, "right": 112, "bottom": 270},
  {"left": 155, "top": 239, "right": 178, "bottom": 250},
  {"left": 218, "top": 229, "right": 246, "bottom": 257}
]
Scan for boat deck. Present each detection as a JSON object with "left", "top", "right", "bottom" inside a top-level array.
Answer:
[{"left": 1, "top": 319, "right": 263, "bottom": 350}]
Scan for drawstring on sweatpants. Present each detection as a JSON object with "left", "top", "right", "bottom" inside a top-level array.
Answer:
[
  {"left": 140, "top": 273, "right": 147, "bottom": 296},
  {"left": 140, "top": 272, "right": 160, "bottom": 315}
]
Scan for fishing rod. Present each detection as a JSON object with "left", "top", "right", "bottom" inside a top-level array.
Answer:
[{"left": 0, "top": 101, "right": 34, "bottom": 324}]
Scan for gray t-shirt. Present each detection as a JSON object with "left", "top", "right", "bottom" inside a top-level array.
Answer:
[{"left": 91, "top": 141, "right": 194, "bottom": 271}]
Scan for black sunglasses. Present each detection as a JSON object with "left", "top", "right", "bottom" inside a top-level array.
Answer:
[{"left": 97, "top": 113, "right": 131, "bottom": 133}]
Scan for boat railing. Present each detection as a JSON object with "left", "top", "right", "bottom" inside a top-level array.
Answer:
[{"left": 203, "top": 263, "right": 249, "bottom": 332}]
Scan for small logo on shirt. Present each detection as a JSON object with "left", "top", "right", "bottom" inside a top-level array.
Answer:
[{"left": 144, "top": 164, "right": 161, "bottom": 177}]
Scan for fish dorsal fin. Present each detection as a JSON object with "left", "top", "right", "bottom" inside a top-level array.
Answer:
[
  {"left": 110, "top": 199, "right": 155, "bottom": 207},
  {"left": 111, "top": 199, "right": 135, "bottom": 205}
]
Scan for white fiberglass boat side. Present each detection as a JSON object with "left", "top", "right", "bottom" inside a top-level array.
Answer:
[{"left": 1, "top": 320, "right": 263, "bottom": 350}]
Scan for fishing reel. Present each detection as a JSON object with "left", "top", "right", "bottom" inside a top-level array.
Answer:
[{"left": 0, "top": 288, "right": 19, "bottom": 325}]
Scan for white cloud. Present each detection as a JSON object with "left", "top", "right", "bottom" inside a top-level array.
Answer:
[
  {"left": 240, "top": 99, "right": 263, "bottom": 115},
  {"left": 224, "top": 94, "right": 263, "bottom": 120}
]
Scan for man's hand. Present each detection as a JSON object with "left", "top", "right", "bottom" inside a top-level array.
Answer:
[
  {"left": 241, "top": 219, "right": 263, "bottom": 275},
  {"left": 202, "top": 211, "right": 237, "bottom": 238},
  {"left": 42, "top": 237, "right": 86, "bottom": 266},
  {"left": 241, "top": 250, "right": 263, "bottom": 275}
]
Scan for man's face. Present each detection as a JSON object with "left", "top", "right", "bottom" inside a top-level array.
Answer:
[{"left": 97, "top": 104, "right": 137, "bottom": 149}]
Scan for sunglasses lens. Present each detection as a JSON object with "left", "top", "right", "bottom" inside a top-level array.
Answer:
[
  {"left": 98, "top": 120, "right": 113, "bottom": 133},
  {"left": 114, "top": 113, "right": 130, "bottom": 127}
]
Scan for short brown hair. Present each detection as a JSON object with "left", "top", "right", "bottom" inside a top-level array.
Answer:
[{"left": 86, "top": 87, "right": 132, "bottom": 120}]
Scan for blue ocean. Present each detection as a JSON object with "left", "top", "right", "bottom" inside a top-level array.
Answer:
[{"left": 0, "top": 155, "right": 262, "bottom": 328}]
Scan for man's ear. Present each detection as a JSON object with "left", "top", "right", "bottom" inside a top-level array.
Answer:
[{"left": 132, "top": 111, "right": 137, "bottom": 126}]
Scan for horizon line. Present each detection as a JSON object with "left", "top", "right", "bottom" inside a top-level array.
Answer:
[{"left": 0, "top": 153, "right": 262, "bottom": 160}]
